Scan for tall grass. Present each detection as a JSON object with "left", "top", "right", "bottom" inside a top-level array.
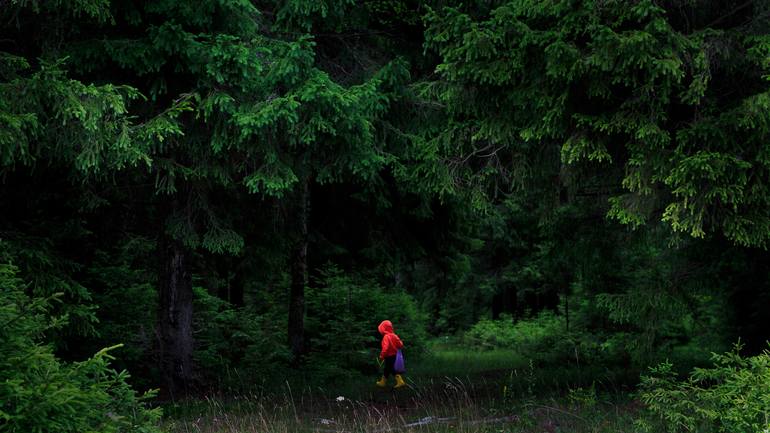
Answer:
[
  {"left": 162, "top": 383, "right": 637, "bottom": 432},
  {"left": 163, "top": 346, "right": 639, "bottom": 433},
  {"left": 163, "top": 378, "right": 503, "bottom": 433}
]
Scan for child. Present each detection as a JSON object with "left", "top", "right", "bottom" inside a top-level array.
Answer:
[{"left": 376, "top": 320, "right": 406, "bottom": 389}]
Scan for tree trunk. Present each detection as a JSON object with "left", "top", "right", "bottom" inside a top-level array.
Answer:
[
  {"left": 492, "top": 286, "right": 517, "bottom": 320},
  {"left": 214, "top": 257, "right": 245, "bottom": 307},
  {"left": 230, "top": 265, "right": 245, "bottom": 307},
  {"left": 158, "top": 234, "right": 194, "bottom": 399},
  {"left": 215, "top": 256, "right": 230, "bottom": 303},
  {"left": 492, "top": 291, "right": 502, "bottom": 320},
  {"left": 288, "top": 177, "right": 310, "bottom": 364},
  {"left": 565, "top": 292, "right": 569, "bottom": 332}
]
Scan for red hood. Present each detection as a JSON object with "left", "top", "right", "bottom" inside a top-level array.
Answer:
[{"left": 378, "top": 320, "right": 394, "bottom": 335}]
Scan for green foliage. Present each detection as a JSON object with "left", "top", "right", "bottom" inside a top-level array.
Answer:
[
  {"left": 638, "top": 344, "right": 770, "bottom": 433},
  {"left": 304, "top": 265, "right": 427, "bottom": 377},
  {"left": 591, "top": 232, "right": 733, "bottom": 366},
  {"left": 85, "top": 238, "right": 157, "bottom": 382},
  {"left": 0, "top": 234, "right": 99, "bottom": 343},
  {"left": 424, "top": 0, "right": 770, "bottom": 247},
  {"left": 61, "top": 0, "right": 407, "bottom": 258},
  {"left": 192, "top": 286, "right": 290, "bottom": 388},
  {"left": 274, "top": 0, "right": 356, "bottom": 32},
  {"left": 464, "top": 312, "right": 564, "bottom": 352},
  {"left": 0, "top": 263, "right": 161, "bottom": 433},
  {"left": 0, "top": 56, "right": 151, "bottom": 174},
  {"left": 188, "top": 263, "right": 429, "bottom": 388},
  {"left": 1, "top": 0, "right": 768, "bottom": 416},
  {"left": 8, "top": 0, "right": 114, "bottom": 23},
  {"left": 0, "top": 51, "right": 187, "bottom": 177},
  {"left": 462, "top": 311, "right": 607, "bottom": 367}
]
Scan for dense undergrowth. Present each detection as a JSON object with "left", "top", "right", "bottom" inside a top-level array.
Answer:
[
  {"left": 3, "top": 1, "right": 770, "bottom": 432},
  {"left": 162, "top": 338, "right": 770, "bottom": 433},
  {"left": 4, "top": 258, "right": 769, "bottom": 433},
  {"left": 4, "top": 256, "right": 770, "bottom": 433},
  {"left": 192, "top": 264, "right": 429, "bottom": 391},
  {"left": 162, "top": 345, "right": 641, "bottom": 433},
  {"left": 0, "top": 264, "right": 161, "bottom": 433}
]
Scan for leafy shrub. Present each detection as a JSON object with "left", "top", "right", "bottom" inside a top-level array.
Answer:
[
  {"left": 191, "top": 264, "right": 428, "bottom": 388},
  {"left": 638, "top": 344, "right": 770, "bottom": 433},
  {"left": 0, "top": 236, "right": 99, "bottom": 344},
  {"left": 463, "top": 312, "right": 564, "bottom": 352},
  {"left": 193, "top": 286, "right": 290, "bottom": 389},
  {"left": 304, "top": 265, "right": 428, "bottom": 379},
  {"left": 0, "top": 263, "right": 161, "bottom": 433},
  {"left": 85, "top": 239, "right": 158, "bottom": 387},
  {"left": 462, "top": 311, "right": 609, "bottom": 367}
]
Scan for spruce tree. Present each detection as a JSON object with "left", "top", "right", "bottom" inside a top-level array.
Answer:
[{"left": 425, "top": 0, "right": 770, "bottom": 247}]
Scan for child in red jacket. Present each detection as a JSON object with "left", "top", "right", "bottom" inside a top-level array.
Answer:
[{"left": 376, "top": 320, "right": 406, "bottom": 389}]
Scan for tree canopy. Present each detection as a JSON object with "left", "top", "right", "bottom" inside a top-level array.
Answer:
[{"left": 1, "top": 1, "right": 769, "bottom": 431}]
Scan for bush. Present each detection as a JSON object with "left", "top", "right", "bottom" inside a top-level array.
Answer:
[
  {"left": 191, "top": 264, "right": 428, "bottom": 388},
  {"left": 463, "top": 312, "right": 564, "bottom": 352},
  {"left": 0, "top": 263, "right": 161, "bottom": 433},
  {"left": 193, "top": 286, "right": 290, "bottom": 389},
  {"left": 86, "top": 239, "right": 158, "bottom": 388},
  {"left": 462, "top": 311, "right": 609, "bottom": 367},
  {"left": 638, "top": 344, "right": 770, "bottom": 433},
  {"left": 304, "top": 264, "right": 428, "bottom": 379}
]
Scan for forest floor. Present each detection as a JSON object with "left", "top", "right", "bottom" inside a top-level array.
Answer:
[{"left": 162, "top": 348, "right": 642, "bottom": 433}]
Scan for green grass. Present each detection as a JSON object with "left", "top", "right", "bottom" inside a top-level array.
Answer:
[
  {"left": 162, "top": 346, "right": 642, "bottom": 433},
  {"left": 411, "top": 347, "right": 526, "bottom": 377}
]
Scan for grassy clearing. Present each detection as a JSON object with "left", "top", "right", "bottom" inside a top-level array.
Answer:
[
  {"left": 411, "top": 347, "right": 526, "bottom": 376},
  {"left": 163, "top": 347, "right": 642, "bottom": 433}
]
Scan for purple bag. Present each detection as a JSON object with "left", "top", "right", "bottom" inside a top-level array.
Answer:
[{"left": 394, "top": 349, "right": 405, "bottom": 373}]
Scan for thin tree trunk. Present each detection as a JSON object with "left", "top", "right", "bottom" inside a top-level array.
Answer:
[
  {"left": 565, "top": 292, "right": 569, "bottom": 332},
  {"left": 492, "top": 286, "right": 517, "bottom": 320},
  {"left": 213, "top": 257, "right": 245, "bottom": 307},
  {"left": 158, "top": 233, "right": 194, "bottom": 399},
  {"left": 230, "top": 265, "right": 245, "bottom": 307},
  {"left": 215, "top": 256, "right": 230, "bottom": 303},
  {"left": 492, "top": 291, "right": 502, "bottom": 319},
  {"left": 288, "top": 177, "right": 309, "bottom": 364}
]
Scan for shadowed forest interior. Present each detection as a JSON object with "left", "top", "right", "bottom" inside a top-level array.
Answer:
[{"left": 2, "top": 1, "right": 770, "bottom": 432}]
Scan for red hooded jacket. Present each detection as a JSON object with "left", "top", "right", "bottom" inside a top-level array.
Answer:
[{"left": 378, "top": 320, "right": 404, "bottom": 359}]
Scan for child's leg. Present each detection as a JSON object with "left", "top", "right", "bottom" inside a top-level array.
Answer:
[{"left": 383, "top": 355, "right": 397, "bottom": 378}]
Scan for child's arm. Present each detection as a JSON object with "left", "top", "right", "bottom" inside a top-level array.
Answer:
[{"left": 380, "top": 336, "right": 389, "bottom": 360}]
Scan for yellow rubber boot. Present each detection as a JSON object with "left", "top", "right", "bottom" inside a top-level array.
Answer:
[
  {"left": 376, "top": 376, "right": 387, "bottom": 387},
  {"left": 394, "top": 374, "right": 406, "bottom": 389}
]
